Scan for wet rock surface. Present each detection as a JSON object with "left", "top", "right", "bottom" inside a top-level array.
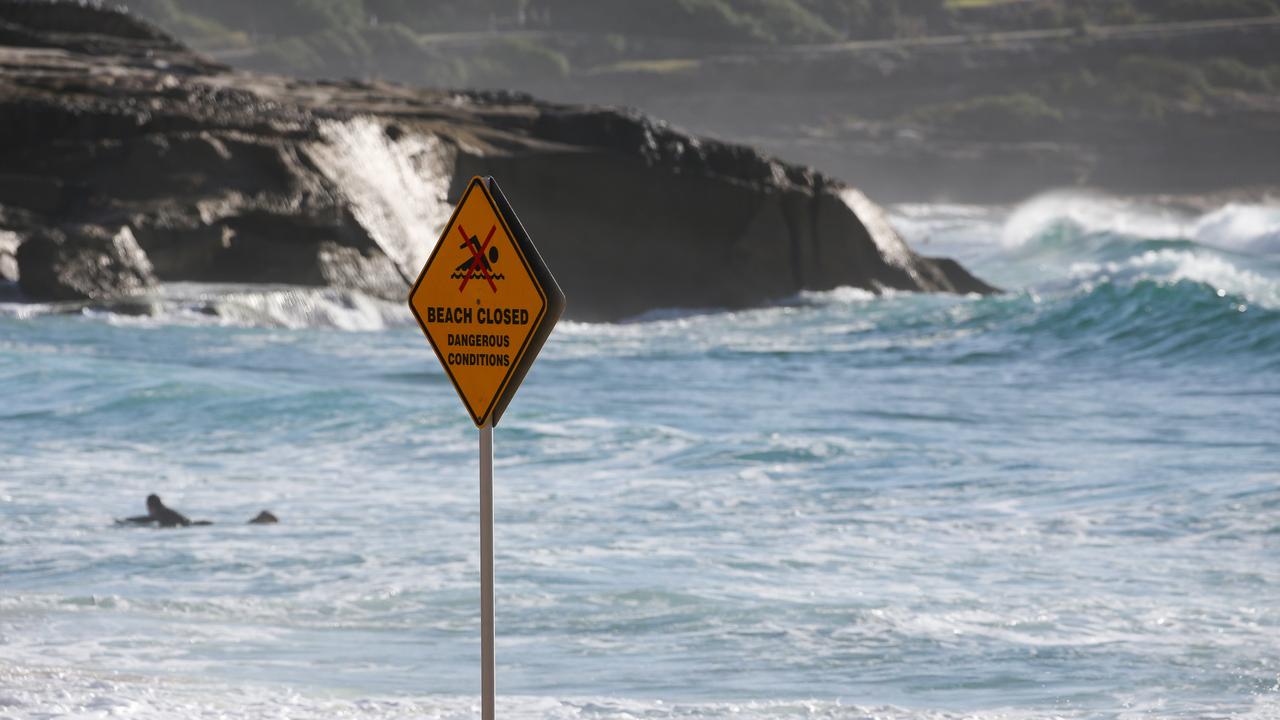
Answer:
[
  {"left": 0, "top": 0, "right": 994, "bottom": 319},
  {"left": 16, "top": 224, "right": 156, "bottom": 301}
]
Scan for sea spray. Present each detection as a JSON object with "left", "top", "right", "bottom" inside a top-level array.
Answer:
[
  {"left": 307, "top": 118, "right": 456, "bottom": 281},
  {"left": 1192, "top": 203, "right": 1280, "bottom": 256},
  {"left": 999, "top": 192, "right": 1189, "bottom": 248}
]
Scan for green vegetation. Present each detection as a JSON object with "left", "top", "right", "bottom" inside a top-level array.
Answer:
[
  {"left": 950, "top": 0, "right": 1277, "bottom": 33},
  {"left": 1116, "top": 55, "right": 1210, "bottom": 102},
  {"left": 122, "top": 0, "right": 1280, "bottom": 68},
  {"left": 909, "top": 93, "right": 1063, "bottom": 139},
  {"left": 1041, "top": 53, "right": 1280, "bottom": 121},
  {"left": 125, "top": 0, "right": 912, "bottom": 85},
  {"left": 1162, "top": 0, "right": 1279, "bottom": 20},
  {"left": 123, "top": 0, "right": 248, "bottom": 50},
  {"left": 591, "top": 58, "right": 703, "bottom": 75},
  {"left": 1205, "top": 57, "right": 1275, "bottom": 92},
  {"left": 119, "top": 0, "right": 1280, "bottom": 138}
]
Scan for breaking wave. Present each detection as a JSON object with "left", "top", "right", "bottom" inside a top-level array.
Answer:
[
  {"left": 1015, "top": 278, "right": 1279, "bottom": 366},
  {"left": 307, "top": 117, "right": 457, "bottom": 279},
  {"left": 1000, "top": 191, "right": 1280, "bottom": 257},
  {"left": 1, "top": 193, "right": 1276, "bottom": 370},
  {"left": 912, "top": 194, "right": 1280, "bottom": 367}
]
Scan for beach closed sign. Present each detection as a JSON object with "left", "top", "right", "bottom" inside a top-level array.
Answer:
[{"left": 409, "top": 176, "right": 565, "bottom": 427}]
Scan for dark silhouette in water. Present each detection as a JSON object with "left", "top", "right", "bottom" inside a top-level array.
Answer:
[
  {"left": 248, "top": 510, "right": 278, "bottom": 524},
  {"left": 117, "top": 494, "right": 278, "bottom": 527},
  {"left": 119, "top": 494, "right": 207, "bottom": 528}
]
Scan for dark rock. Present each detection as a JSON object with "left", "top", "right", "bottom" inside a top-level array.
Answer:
[
  {"left": 916, "top": 257, "right": 999, "bottom": 295},
  {"left": 248, "top": 510, "right": 278, "bottom": 524},
  {"left": 16, "top": 224, "right": 156, "bottom": 301},
  {"left": 0, "top": 0, "right": 995, "bottom": 317},
  {"left": 454, "top": 148, "right": 994, "bottom": 320}
]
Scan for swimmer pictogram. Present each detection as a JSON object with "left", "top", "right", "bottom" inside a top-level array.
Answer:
[{"left": 453, "top": 224, "right": 504, "bottom": 291}]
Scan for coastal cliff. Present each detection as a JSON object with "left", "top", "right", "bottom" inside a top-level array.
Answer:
[{"left": 0, "top": 1, "right": 994, "bottom": 321}]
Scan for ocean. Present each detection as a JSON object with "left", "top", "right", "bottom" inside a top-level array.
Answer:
[{"left": 1, "top": 193, "right": 1278, "bottom": 719}]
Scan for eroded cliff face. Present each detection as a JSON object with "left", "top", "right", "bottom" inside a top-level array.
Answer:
[{"left": 0, "top": 1, "right": 994, "bottom": 319}]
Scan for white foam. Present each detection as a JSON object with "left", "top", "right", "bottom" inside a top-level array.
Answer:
[
  {"left": 204, "top": 286, "right": 412, "bottom": 331},
  {"left": 889, "top": 204, "right": 1002, "bottom": 250},
  {"left": 1068, "top": 249, "right": 1280, "bottom": 309},
  {"left": 839, "top": 188, "right": 916, "bottom": 272},
  {"left": 0, "top": 662, "right": 1081, "bottom": 720},
  {"left": 798, "top": 286, "right": 881, "bottom": 304},
  {"left": 1191, "top": 203, "right": 1280, "bottom": 256},
  {"left": 0, "top": 300, "right": 56, "bottom": 321},
  {"left": 0, "top": 284, "right": 416, "bottom": 331},
  {"left": 8, "top": 659, "right": 1275, "bottom": 720},
  {"left": 1000, "top": 192, "right": 1280, "bottom": 256},
  {"left": 308, "top": 118, "right": 456, "bottom": 279},
  {"left": 1001, "top": 192, "right": 1187, "bottom": 248}
]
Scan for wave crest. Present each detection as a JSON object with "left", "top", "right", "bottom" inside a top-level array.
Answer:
[
  {"left": 1001, "top": 192, "right": 1280, "bottom": 256},
  {"left": 1019, "top": 277, "right": 1279, "bottom": 365}
]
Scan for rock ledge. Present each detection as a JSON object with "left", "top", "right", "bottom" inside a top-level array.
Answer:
[{"left": 0, "top": 0, "right": 995, "bottom": 320}]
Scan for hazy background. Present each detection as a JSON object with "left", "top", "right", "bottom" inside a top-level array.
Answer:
[{"left": 121, "top": 0, "right": 1280, "bottom": 201}]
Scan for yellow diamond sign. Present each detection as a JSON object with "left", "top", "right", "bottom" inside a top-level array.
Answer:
[{"left": 409, "top": 176, "right": 565, "bottom": 427}]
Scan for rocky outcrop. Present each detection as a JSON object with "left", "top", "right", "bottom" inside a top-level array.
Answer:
[
  {"left": 16, "top": 224, "right": 155, "bottom": 300},
  {"left": 0, "top": 0, "right": 994, "bottom": 320}
]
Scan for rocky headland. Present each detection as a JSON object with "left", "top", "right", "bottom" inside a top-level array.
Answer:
[{"left": 0, "top": 1, "right": 994, "bottom": 321}]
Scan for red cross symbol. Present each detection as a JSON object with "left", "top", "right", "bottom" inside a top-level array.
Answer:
[{"left": 457, "top": 223, "right": 498, "bottom": 293}]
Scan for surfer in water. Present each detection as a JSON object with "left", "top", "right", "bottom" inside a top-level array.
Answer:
[
  {"left": 119, "top": 494, "right": 207, "bottom": 527},
  {"left": 118, "top": 494, "right": 278, "bottom": 527}
]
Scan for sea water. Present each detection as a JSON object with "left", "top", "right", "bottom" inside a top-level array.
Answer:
[{"left": 1, "top": 194, "right": 1279, "bottom": 719}]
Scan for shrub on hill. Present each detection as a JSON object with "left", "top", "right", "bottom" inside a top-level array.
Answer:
[
  {"left": 910, "top": 92, "right": 1064, "bottom": 139},
  {"left": 1205, "top": 56, "right": 1275, "bottom": 92},
  {"left": 1154, "top": 0, "right": 1279, "bottom": 21}
]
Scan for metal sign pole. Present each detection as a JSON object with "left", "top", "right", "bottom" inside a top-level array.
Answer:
[{"left": 479, "top": 421, "right": 495, "bottom": 720}]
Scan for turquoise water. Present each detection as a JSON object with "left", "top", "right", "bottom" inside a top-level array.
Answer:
[{"left": 2, "top": 194, "right": 1279, "bottom": 718}]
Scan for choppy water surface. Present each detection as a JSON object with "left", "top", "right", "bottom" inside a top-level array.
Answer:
[{"left": 2, "top": 194, "right": 1280, "bottom": 719}]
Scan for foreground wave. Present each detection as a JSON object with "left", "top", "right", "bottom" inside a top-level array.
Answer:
[{"left": 5, "top": 662, "right": 1279, "bottom": 720}]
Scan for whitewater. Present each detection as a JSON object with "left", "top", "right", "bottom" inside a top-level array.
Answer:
[{"left": 1, "top": 194, "right": 1279, "bottom": 719}]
